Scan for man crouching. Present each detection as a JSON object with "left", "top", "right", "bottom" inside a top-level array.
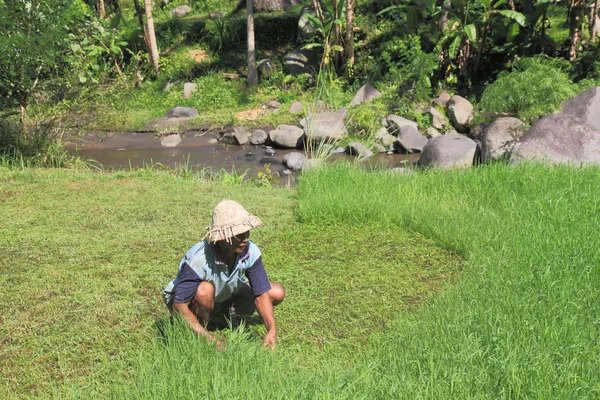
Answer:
[{"left": 163, "top": 199, "right": 285, "bottom": 348}]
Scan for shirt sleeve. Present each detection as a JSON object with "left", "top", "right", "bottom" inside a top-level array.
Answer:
[
  {"left": 245, "top": 256, "right": 271, "bottom": 296},
  {"left": 173, "top": 263, "right": 202, "bottom": 304}
]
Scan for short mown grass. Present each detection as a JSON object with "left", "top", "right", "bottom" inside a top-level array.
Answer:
[{"left": 0, "top": 167, "right": 459, "bottom": 398}]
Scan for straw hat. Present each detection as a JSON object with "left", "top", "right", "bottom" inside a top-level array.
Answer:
[{"left": 206, "top": 199, "right": 262, "bottom": 243}]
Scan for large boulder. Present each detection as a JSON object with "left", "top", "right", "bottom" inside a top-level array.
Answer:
[
  {"left": 346, "top": 142, "right": 373, "bottom": 158},
  {"left": 432, "top": 92, "right": 451, "bottom": 107},
  {"left": 301, "top": 110, "right": 347, "bottom": 142},
  {"left": 250, "top": 129, "right": 268, "bottom": 145},
  {"left": 425, "top": 106, "right": 447, "bottom": 130},
  {"left": 269, "top": 124, "right": 305, "bottom": 148},
  {"left": 161, "top": 134, "right": 181, "bottom": 148},
  {"left": 283, "top": 152, "right": 306, "bottom": 171},
  {"left": 420, "top": 135, "right": 479, "bottom": 169},
  {"left": 385, "top": 115, "right": 419, "bottom": 136},
  {"left": 394, "top": 126, "right": 429, "bottom": 154},
  {"left": 510, "top": 113, "right": 600, "bottom": 165},
  {"left": 257, "top": 59, "right": 276, "bottom": 77},
  {"left": 221, "top": 126, "right": 249, "bottom": 146},
  {"left": 447, "top": 95, "right": 474, "bottom": 132},
  {"left": 282, "top": 48, "right": 320, "bottom": 76},
  {"left": 561, "top": 86, "right": 600, "bottom": 131},
  {"left": 164, "top": 107, "right": 198, "bottom": 118},
  {"left": 297, "top": 5, "right": 319, "bottom": 42},
  {"left": 481, "top": 117, "right": 528, "bottom": 162},
  {"left": 170, "top": 5, "right": 191, "bottom": 17},
  {"left": 349, "top": 84, "right": 382, "bottom": 106}
]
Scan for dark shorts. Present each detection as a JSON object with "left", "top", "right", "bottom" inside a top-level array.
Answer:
[{"left": 194, "top": 283, "right": 256, "bottom": 320}]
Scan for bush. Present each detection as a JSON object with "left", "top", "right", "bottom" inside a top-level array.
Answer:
[{"left": 480, "top": 56, "right": 577, "bottom": 123}]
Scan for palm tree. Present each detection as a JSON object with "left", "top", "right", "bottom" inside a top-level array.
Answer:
[
  {"left": 247, "top": 0, "right": 258, "bottom": 86},
  {"left": 143, "top": 0, "right": 160, "bottom": 75}
]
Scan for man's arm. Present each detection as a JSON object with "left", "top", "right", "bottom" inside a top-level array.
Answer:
[
  {"left": 254, "top": 292, "right": 277, "bottom": 348},
  {"left": 172, "top": 302, "right": 223, "bottom": 348}
]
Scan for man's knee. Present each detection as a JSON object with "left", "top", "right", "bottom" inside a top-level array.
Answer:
[
  {"left": 192, "top": 281, "right": 215, "bottom": 313},
  {"left": 268, "top": 282, "right": 285, "bottom": 306}
]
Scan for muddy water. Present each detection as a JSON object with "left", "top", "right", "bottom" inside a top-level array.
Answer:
[{"left": 64, "top": 131, "right": 420, "bottom": 186}]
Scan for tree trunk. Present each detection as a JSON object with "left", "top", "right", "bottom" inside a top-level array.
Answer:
[
  {"left": 333, "top": 0, "right": 342, "bottom": 73},
  {"left": 439, "top": 0, "right": 451, "bottom": 32},
  {"left": 568, "top": 0, "right": 585, "bottom": 60},
  {"left": 133, "top": 0, "right": 151, "bottom": 58},
  {"left": 98, "top": 0, "right": 106, "bottom": 18},
  {"left": 591, "top": 0, "right": 600, "bottom": 42},
  {"left": 312, "top": 0, "right": 325, "bottom": 23},
  {"left": 344, "top": 0, "right": 354, "bottom": 79},
  {"left": 143, "top": 0, "right": 160, "bottom": 75},
  {"left": 247, "top": 0, "right": 258, "bottom": 87}
]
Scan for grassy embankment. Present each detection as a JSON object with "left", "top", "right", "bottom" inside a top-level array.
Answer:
[
  {"left": 1, "top": 162, "right": 598, "bottom": 398},
  {"left": 0, "top": 166, "right": 458, "bottom": 398}
]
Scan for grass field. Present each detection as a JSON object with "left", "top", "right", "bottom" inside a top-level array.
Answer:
[{"left": 1, "top": 162, "right": 598, "bottom": 398}]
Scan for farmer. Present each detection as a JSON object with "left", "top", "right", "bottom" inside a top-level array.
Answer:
[{"left": 163, "top": 199, "right": 285, "bottom": 348}]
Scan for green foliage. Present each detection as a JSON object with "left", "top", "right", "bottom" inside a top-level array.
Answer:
[{"left": 480, "top": 56, "right": 576, "bottom": 122}]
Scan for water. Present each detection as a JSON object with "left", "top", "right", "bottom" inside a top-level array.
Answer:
[{"left": 64, "top": 131, "right": 419, "bottom": 186}]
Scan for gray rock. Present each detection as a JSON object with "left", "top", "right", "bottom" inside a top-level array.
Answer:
[
  {"left": 269, "top": 124, "right": 305, "bottom": 148},
  {"left": 301, "top": 110, "right": 347, "bottom": 142},
  {"left": 481, "top": 117, "right": 528, "bottom": 162},
  {"left": 394, "top": 126, "right": 429, "bottom": 153},
  {"left": 255, "top": 0, "right": 302, "bottom": 12},
  {"left": 161, "top": 134, "right": 181, "bottom": 148},
  {"left": 349, "top": 84, "right": 382, "bottom": 107},
  {"left": 183, "top": 82, "right": 197, "bottom": 99},
  {"left": 250, "top": 129, "right": 268, "bottom": 145},
  {"left": 447, "top": 95, "right": 474, "bottom": 132},
  {"left": 209, "top": 11, "right": 225, "bottom": 19},
  {"left": 425, "top": 127, "right": 442, "bottom": 138},
  {"left": 208, "top": 138, "right": 219, "bottom": 144},
  {"left": 346, "top": 142, "right": 374, "bottom": 158},
  {"left": 265, "top": 148, "right": 276, "bottom": 156},
  {"left": 385, "top": 115, "right": 419, "bottom": 136},
  {"left": 468, "top": 123, "right": 490, "bottom": 140},
  {"left": 257, "top": 59, "right": 276, "bottom": 77},
  {"left": 432, "top": 92, "right": 452, "bottom": 107},
  {"left": 420, "top": 135, "right": 479, "bottom": 169},
  {"left": 282, "top": 48, "right": 320, "bottom": 76},
  {"left": 425, "top": 106, "right": 447, "bottom": 130},
  {"left": 445, "top": 129, "right": 460, "bottom": 136},
  {"left": 264, "top": 100, "right": 281, "bottom": 110},
  {"left": 289, "top": 101, "right": 303, "bottom": 113},
  {"left": 164, "top": 81, "right": 174, "bottom": 92},
  {"left": 165, "top": 107, "right": 198, "bottom": 118},
  {"left": 372, "top": 143, "right": 387, "bottom": 153},
  {"left": 328, "top": 146, "right": 346, "bottom": 155},
  {"left": 221, "top": 126, "right": 249, "bottom": 146},
  {"left": 170, "top": 5, "right": 191, "bottom": 17},
  {"left": 283, "top": 152, "right": 306, "bottom": 171},
  {"left": 510, "top": 113, "right": 600, "bottom": 165},
  {"left": 561, "top": 86, "right": 600, "bottom": 131},
  {"left": 297, "top": 5, "right": 319, "bottom": 42},
  {"left": 375, "top": 127, "right": 396, "bottom": 147}
]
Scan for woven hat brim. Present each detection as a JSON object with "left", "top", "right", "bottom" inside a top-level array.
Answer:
[{"left": 206, "top": 215, "right": 262, "bottom": 243}]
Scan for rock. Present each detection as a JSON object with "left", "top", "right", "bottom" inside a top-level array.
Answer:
[
  {"left": 260, "top": 156, "right": 281, "bottom": 164},
  {"left": 265, "top": 148, "right": 276, "bottom": 156},
  {"left": 282, "top": 169, "right": 292, "bottom": 175},
  {"left": 510, "top": 113, "right": 600, "bottom": 165},
  {"left": 328, "top": 146, "right": 345, "bottom": 155},
  {"left": 161, "top": 134, "right": 181, "bottom": 148},
  {"left": 170, "top": 5, "right": 191, "bottom": 17},
  {"left": 420, "top": 135, "right": 479, "bottom": 169},
  {"left": 394, "top": 126, "right": 429, "bottom": 154},
  {"left": 254, "top": 0, "right": 302, "bottom": 12},
  {"left": 561, "top": 86, "right": 600, "bottom": 131},
  {"left": 164, "top": 81, "right": 174, "bottom": 92},
  {"left": 385, "top": 115, "right": 419, "bottom": 136},
  {"left": 432, "top": 92, "right": 452, "bottom": 107},
  {"left": 283, "top": 152, "right": 306, "bottom": 171},
  {"left": 301, "top": 110, "right": 347, "bottom": 142},
  {"left": 208, "top": 138, "right": 219, "bottom": 144},
  {"left": 425, "top": 127, "right": 442, "bottom": 138},
  {"left": 468, "top": 123, "right": 490, "bottom": 140},
  {"left": 282, "top": 48, "right": 320, "bottom": 76},
  {"left": 289, "top": 101, "right": 303, "bottom": 113},
  {"left": 165, "top": 107, "right": 198, "bottom": 118},
  {"left": 425, "top": 106, "right": 447, "bottom": 130},
  {"left": 447, "top": 95, "right": 474, "bottom": 132},
  {"left": 297, "top": 5, "right": 319, "bottom": 42},
  {"left": 221, "top": 126, "right": 249, "bottom": 146},
  {"left": 375, "top": 127, "right": 396, "bottom": 147},
  {"left": 349, "top": 84, "right": 382, "bottom": 107},
  {"left": 346, "top": 142, "right": 374, "bottom": 158},
  {"left": 373, "top": 143, "right": 387, "bottom": 153},
  {"left": 445, "top": 129, "right": 459, "bottom": 136},
  {"left": 257, "top": 59, "right": 276, "bottom": 77},
  {"left": 269, "top": 124, "right": 305, "bottom": 148},
  {"left": 481, "top": 117, "right": 528, "bottom": 162},
  {"left": 183, "top": 82, "right": 197, "bottom": 99},
  {"left": 250, "top": 129, "right": 268, "bottom": 145},
  {"left": 209, "top": 11, "right": 225, "bottom": 19},
  {"left": 264, "top": 100, "right": 281, "bottom": 110}
]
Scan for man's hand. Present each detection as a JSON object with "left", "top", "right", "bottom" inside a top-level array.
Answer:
[{"left": 262, "top": 331, "right": 277, "bottom": 349}]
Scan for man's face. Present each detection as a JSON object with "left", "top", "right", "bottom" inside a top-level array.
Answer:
[{"left": 219, "top": 230, "right": 250, "bottom": 254}]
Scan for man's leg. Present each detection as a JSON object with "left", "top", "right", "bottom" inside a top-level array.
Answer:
[
  {"left": 231, "top": 281, "right": 285, "bottom": 316},
  {"left": 188, "top": 281, "right": 215, "bottom": 324}
]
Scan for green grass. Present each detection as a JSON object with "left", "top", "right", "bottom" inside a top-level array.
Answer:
[{"left": 0, "top": 167, "right": 459, "bottom": 398}]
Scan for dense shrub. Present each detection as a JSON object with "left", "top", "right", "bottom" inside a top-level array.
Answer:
[{"left": 480, "top": 56, "right": 577, "bottom": 123}]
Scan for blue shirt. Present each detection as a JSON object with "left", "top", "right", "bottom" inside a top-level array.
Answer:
[{"left": 163, "top": 239, "right": 271, "bottom": 307}]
